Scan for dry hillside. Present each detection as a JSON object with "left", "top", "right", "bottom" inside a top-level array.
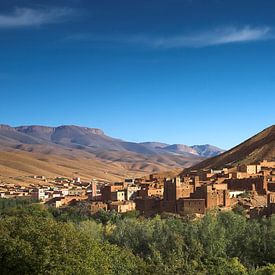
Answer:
[
  {"left": 0, "top": 124, "right": 216, "bottom": 183},
  {"left": 189, "top": 125, "right": 275, "bottom": 170}
]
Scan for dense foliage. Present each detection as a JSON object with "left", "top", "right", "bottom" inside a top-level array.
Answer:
[{"left": 0, "top": 198, "right": 274, "bottom": 274}]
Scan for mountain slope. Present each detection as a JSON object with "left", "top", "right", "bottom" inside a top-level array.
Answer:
[
  {"left": 0, "top": 124, "right": 223, "bottom": 182},
  {"left": 0, "top": 125, "right": 224, "bottom": 158},
  {"left": 190, "top": 144, "right": 226, "bottom": 157},
  {"left": 189, "top": 125, "right": 275, "bottom": 170},
  {"left": 160, "top": 144, "right": 198, "bottom": 156},
  {"left": 140, "top": 141, "right": 224, "bottom": 157}
]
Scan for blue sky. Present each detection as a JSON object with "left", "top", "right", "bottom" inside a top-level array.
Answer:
[{"left": 0, "top": 0, "right": 274, "bottom": 149}]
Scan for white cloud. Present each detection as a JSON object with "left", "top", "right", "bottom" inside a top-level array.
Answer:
[
  {"left": 0, "top": 7, "right": 74, "bottom": 28},
  {"left": 134, "top": 26, "right": 272, "bottom": 48},
  {"left": 70, "top": 26, "right": 272, "bottom": 48}
]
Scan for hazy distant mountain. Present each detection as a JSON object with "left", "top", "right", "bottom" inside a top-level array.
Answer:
[
  {"left": 0, "top": 124, "right": 224, "bottom": 181},
  {"left": 188, "top": 125, "right": 275, "bottom": 170},
  {"left": 190, "top": 144, "right": 226, "bottom": 157},
  {"left": 139, "top": 142, "right": 169, "bottom": 150},
  {"left": 140, "top": 141, "right": 224, "bottom": 157},
  {"left": 160, "top": 144, "right": 198, "bottom": 156}
]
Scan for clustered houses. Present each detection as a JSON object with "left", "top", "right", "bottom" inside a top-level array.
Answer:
[
  {"left": 89, "top": 160, "right": 274, "bottom": 217},
  {"left": 1, "top": 160, "right": 274, "bottom": 217},
  {"left": 97, "top": 181, "right": 141, "bottom": 213},
  {"left": 135, "top": 176, "right": 230, "bottom": 216},
  {"left": 0, "top": 176, "right": 99, "bottom": 208}
]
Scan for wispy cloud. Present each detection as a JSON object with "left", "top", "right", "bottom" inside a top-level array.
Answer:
[
  {"left": 0, "top": 7, "right": 74, "bottom": 28},
  {"left": 155, "top": 26, "right": 272, "bottom": 48},
  {"left": 69, "top": 26, "right": 272, "bottom": 48}
]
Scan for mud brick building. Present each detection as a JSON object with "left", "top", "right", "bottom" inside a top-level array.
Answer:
[{"left": 226, "top": 176, "right": 268, "bottom": 195}]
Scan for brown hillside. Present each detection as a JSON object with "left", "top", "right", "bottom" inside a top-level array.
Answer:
[
  {"left": 188, "top": 125, "right": 275, "bottom": 170},
  {"left": 0, "top": 146, "right": 201, "bottom": 185},
  {"left": 0, "top": 124, "right": 209, "bottom": 184}
]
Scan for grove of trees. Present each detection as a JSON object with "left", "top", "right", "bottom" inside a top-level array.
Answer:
[{"left": 0, "top": 198, "right": 274, "bottom": 274}]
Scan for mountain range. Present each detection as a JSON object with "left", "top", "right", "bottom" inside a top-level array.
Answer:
[
  {"left": 0, "top": 124, "right": 224, "bottom": 182},
  {"left": 0, "top": 125, "right": 224, "bottom": 157}
]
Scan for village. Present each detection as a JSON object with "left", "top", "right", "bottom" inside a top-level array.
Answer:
[{"left": 1, "top": 160, "right": 274, "bottom": 219}]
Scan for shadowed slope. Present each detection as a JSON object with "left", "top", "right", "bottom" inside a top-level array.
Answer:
[{"left": 189, "top": 125, "right": 275, "bottom": 170}]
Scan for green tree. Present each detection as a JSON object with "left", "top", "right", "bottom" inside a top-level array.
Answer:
[
  {"left": 0, "top": 212, "right": 146, "bottom": 274},
  {"left": 253, "top": 264, "right": 275, "bottom": 275},
  {"left": 204, "top": 257, "right": 248, "bottom": 275}
]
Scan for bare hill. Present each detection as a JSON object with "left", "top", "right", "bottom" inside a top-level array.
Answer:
[{"left": 189, "top": 125, "right": 275, "bottom": 170}]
